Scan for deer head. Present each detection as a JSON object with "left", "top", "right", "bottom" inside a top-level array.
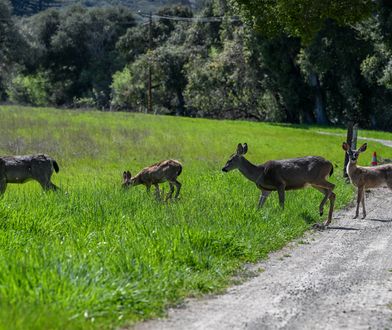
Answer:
[
  {"left": 222, "top": 143, "right": 248, "bottom": 172},
  {"left": 122, "top": 170, "right": 132, "bottom": 188},
  {"left": 342, "top": 142, "right": 368, "bottom": 163}
]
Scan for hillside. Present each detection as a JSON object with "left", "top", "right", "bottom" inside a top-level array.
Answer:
[{"left": 10, "top": 0, "right": 204, "bottom": 16}]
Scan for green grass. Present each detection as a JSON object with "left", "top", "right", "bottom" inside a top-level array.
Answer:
[{"left": 0, "top": 106, "right": 391, "bottom": 329}]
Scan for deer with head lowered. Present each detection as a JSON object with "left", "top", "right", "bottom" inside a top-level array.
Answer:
[
  {"left": 0, "top": 154, "right": 60, "bottom": 194},
  {"left": 222, "top": 143, "right": 336, "bottom": 228},
  {"left": 342, "top": 142, "right": 392, "bottom": 219},
  {"left": 122, "top": 159, "right": 182, "bottom": 200}
]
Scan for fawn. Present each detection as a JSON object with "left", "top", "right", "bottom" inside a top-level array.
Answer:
[{"left": 123, "top": 159, "right": 182, "bottom": 200}]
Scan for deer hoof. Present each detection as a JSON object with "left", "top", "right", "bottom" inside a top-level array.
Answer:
[
  {"left": 319, "top": 211, "right": 324, "bottom": 216},
  {"left": 353, "top": 215, "right": 358, "bottom": 219},
  {"left": 312, "top": 223, "right": 326, "bottom": 230}
]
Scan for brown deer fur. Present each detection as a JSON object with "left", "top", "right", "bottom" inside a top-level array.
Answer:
[
  {"left": 342, "top": 142, "right": 392, "bottom": 219},
  {"left": 123, "top": 159, "right": 182, "bottom": 200},
  {"left": 222, "top": 143, "right": 336, "bottom": 228}
]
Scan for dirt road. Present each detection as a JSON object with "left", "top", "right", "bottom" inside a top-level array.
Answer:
[{"left": 136, "top": 188, "right": 392, "bottom": 330}]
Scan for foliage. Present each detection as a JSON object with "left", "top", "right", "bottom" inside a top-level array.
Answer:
[
  {"left": 2, "top": 105, "right": 381, "bottom": 329},
  {"left": 0, "top": 0, "right": 27, "bottom": 100},
  {"left": 9, "top": 0, "right": 200, "bottom": 16},
  {"left": 233, "top": 0, "right": 373, "bottom": 43},
  {"left": 19, "top": 5, "right": 136, "bottom": 107},
  {"left": 297, "top": 21, "right": 373, "bottom": 126},
  {"left": 6, "top": 71, "right": 50, "bottom": 105},
  {"left": 185, "top": 28, "right": 266, "bottom": 119},
  {"left": 116, "top": 5, "right": 194, "bottom": 63},
  {"left": 10, "top": 0, "right": 61, "bottom": 16},
  {"left": 2, "top": 0, "right": 392, "bottom": 128}
]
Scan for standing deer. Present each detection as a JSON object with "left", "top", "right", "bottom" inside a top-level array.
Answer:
[
  {"left": 122, "top": 159, "right": 182, "bottom": 200},
  {"left": 222, "top": 143, "right": 336, "bottom": 228},
  {"left": 0, "top": 154, "right": 60, "bottom": 194},
  {"left": 342, "top": 142, "right": 392, "bottom": 219}
]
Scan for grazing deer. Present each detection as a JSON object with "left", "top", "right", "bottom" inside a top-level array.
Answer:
[
  {"left": 222, "top": 143, "right": 336, "bottom": 228},
  {"left": 122, "top": 159, "right": 182, "bottom": 200},
  {"left": 342, "top": 142, "right": 392, "bottom": 219},
  {"left": 0, "top": 154, "right": 60, "bottom": 194}
]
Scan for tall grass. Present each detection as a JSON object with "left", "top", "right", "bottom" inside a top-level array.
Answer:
[{"left": 0, "top": 106, "right": 390, "bottom": 329}]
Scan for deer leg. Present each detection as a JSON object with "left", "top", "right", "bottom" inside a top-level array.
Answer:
[
  {"left": 312, "top": 180, "right": 335, "bottom": 213},
  {"left": 310, "top": 180, "right": 335, "bottom": 228},
  {"left": 154, "top": 184, "right": 161, "bottom": 200},
  {"left": 173, "top": 180, "right": 181, "bottom": 199},
  {"left": 354, "top": 187, "right": 364, "bottom": 219},
  {"left": 323, "top": 191, "right": 335, "bottom": 227},
  {"left": 0, "top": 179, "right": 7, "bottom": 195},
  {"left": 311, "top": 185, "right": 329, "bottom": 216},
  {"left": 361, "top": 192, "right": 366, "bottom": 219},
  {"left": 166, "top": 182, "right": 175, "bottom": 201},
  {"left": 277, "top": 184, "right": 286, "bottom": 209},
  {"left": 37, "top": 176, "right": 58, "bottom": 191},
  {"left": 258, "top": 190, "right": 271, "bottom": 208},
  {"left": 48, "top": 181, "right": 59, "bottom": 191}
]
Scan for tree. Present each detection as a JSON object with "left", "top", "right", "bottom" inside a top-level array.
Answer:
[
  {"left": 298, "top": 20, "right": 373, "bottom": 126},
  {"left": 185, "top": 27, "right": 269, "bottom": 120},
  {"left": 20, "top": 5, "right": 135, "bottom": 106},
  {"left": 0, "top": 0, "right": 27, "bottom": 99},
  {"left": 117, "top": 5, "right": 193, "bottom": 63},
  {"left": 10, "top": 0, "right": 62, "bottom": 16},
  {"left": 233, "top": 0, "right": 373, "bottom": 43}
]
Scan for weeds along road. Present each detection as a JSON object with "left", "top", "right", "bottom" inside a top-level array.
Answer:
[{"left": 135, "top": 188, "right": 392, "bottom": 330}]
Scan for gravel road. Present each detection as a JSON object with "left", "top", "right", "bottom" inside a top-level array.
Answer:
[
  {"left": 316, "top": 131, "right": 392, "bottom": 148},
  {"left": 135, "top": 188, "right": 392, "bottom": 330}
]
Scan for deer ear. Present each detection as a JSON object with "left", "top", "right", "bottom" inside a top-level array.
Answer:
[
  {"left": 236, "top": 143, "right": 243, "bottom": 155},
  {"left": 123, "top": 171, "right": 127, "bottom": 178},
  {"left": 242, "top": 143, "right": 248, "bottom": 154},
  {"left": 342, "top": 142, "right": 350, "bottom": 151},
  {"left": 358, "top": 143, "right": 367, "bottom": 153}
]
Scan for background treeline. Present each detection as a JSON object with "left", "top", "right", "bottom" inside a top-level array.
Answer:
[{"left": 1, "top": 0, "right": 392, "bottom": 129}]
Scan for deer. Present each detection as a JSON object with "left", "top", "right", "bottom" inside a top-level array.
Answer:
[
  {"left": 122, "top": 159, "right": 182, "bottom": 200},
  {"left": 342, "top": 142, "right": 392, "bottom": 219},
  {"left": 0, "top": 154, "right": 60, "bottom": 195},
  {"left": 222, "top": 143, "right": 336, "bottom": 228}
]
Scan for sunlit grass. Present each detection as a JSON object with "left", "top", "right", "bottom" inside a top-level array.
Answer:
[{"left": 0, "top": 105, "right": 391, "bottom": 329}]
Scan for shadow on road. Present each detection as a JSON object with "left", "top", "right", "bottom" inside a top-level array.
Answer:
[
  {"left": 326, "top": 226, "right": 360, "bottom": 231},
  {"left": 366, "top": 218, "right": 392, "bottom": 223}
]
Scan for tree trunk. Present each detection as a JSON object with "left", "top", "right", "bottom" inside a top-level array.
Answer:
[
  {"left": 176, "top": 89, "right": 185, "bottom": 116},
  {"left": 309, "top": 72, "right": 329, "bottom": 125}
]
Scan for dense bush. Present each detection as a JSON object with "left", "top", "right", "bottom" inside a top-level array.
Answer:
[{"left": 7, "top": 72, "right": 50, "bottom": 105}]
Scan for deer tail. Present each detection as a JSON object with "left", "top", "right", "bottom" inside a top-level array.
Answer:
[
  {"left": 177, "top": 165, "right": 182, "bottom": 177},
  {"left": 329, "top": 165, "right": 334, "bottom": 177},
  {"left": 52, "top": 160, "right": 60, "bottom": 173}
]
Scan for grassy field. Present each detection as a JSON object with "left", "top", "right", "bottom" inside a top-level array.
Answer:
[{"left": 0, "top": 106, "right": 391, "bottom": 329}]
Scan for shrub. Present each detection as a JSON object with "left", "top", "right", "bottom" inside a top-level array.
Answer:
[{"left": 7, "top": 72, "right": 50, "bottom": 106}]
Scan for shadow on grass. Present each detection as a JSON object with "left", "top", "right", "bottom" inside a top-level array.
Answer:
[
  {"left": 269, "top": 122, "right": 346, "bottom": 131},
  {"left": 300, "top": 212, "right": 317, "bottom": 225}
]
